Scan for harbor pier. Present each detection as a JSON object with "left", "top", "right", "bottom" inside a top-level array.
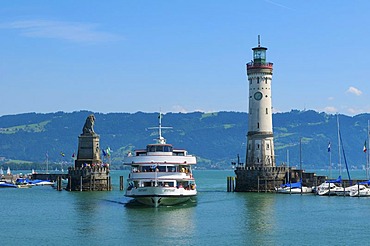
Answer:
[{"left": 67, "top": 166, "right": 111, "bottom": 191}]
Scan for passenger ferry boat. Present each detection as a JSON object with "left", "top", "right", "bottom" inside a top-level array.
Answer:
[{"left": 124, "top": 114, "right": 197, "bottom": 207}]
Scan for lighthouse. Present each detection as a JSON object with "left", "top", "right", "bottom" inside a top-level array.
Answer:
[
  {"left": 246, "top": 35, "right": 275, "bottom": 168},
  {"left": 233, "top": 37, "right": 321, "bottom": 192}
]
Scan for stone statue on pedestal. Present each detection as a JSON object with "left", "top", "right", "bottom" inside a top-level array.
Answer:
[{"left": 82, "top": 114, "right": 96, "bottom": 135}]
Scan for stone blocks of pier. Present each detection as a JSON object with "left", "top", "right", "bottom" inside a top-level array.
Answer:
[
  {"left": 234, "top": 166, "right": 288, "bottom": 192},
  {"left": 67, "top": 166, "right": 111, "bottom": 191}
]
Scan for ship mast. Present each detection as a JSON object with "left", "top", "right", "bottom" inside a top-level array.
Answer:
[{"left": 148, "top": 113, "right": 172, "bottom": 144}]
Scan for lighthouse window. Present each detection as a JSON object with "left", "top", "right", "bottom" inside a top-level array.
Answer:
[
  {"left": 266, "top": 108, "right": 268, "bottom": 114},
  {"left": 257, "top": 122, "right": 259, "bottom": 128},
  {"left": 257, "top": 77, "right": 259, "bottom": 84},
  {"left": 267, "top": 144, "right": 270, "bottom": 149},
  {"left": 257, "top": 144, "right": 260, "bottom": 149}
]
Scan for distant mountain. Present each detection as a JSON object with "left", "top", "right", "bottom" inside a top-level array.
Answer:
[{"left": 0, "top": 110, "right": 369, "bottom": 170}]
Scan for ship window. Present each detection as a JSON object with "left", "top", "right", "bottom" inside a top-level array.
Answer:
[
  {"left": 147, "top": 146, "right": 156, "bottom": 152},
  {"left": 174, "top": 151, "right": 185, "bottom": 156},
  {"left": 158, "top": 166, "right": 166, "bottom": 172},
  {"left": 142, "top": 166, "right": 151, "bottom": 172},
  {"left": 155, "top": 146, "right": 163, "bottom": 152},
  {"left": 163, "top": 146, "right": 173, "bottom": 152},
  {"left": 167, "top": 166, "right": 176, "bottom": 172},
  {"left": 164, "top": 182, "right": 174, "bottom": 187}
]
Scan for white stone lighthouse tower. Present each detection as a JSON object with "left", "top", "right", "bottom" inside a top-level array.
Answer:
[{"left": 246, "top": 36, "right": 275, "bottom": 167}]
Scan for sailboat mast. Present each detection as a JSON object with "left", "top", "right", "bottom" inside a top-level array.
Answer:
[
  {"left": 329, "top": 141, "right": 332, "bottom": 178},
  {"left": 287, "top": 149, "right": 290, "bottom": 182},
  {"left": 367, "top": 120, "right": 370, "bottom": 179},
  {"left": 46, "top": 152, "right": 49, "bottom": 174},
  {"left": 299, "top": 138, "right": 302, "bottom": 170},
  {"left": 337, "top": 114, "right": 342, "bottom": 177}
]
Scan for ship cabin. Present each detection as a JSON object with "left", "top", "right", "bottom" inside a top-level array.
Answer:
[{"left": 135, "top": 144, "right": 188, "bottom": 157}]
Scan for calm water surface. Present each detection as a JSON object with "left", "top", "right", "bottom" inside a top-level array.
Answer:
[{"left": 2, "top": 170, "right": 370, "bottom": 246}]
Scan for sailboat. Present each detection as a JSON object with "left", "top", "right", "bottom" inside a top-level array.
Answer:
[
  {"left": 349, "top": 121, "right": 370, "bottom": 197},
  {"left": 275, "top": 149, "right": 312, "bottom": 194},
  {"left": 349, "top": 180, "right": 370, "bottom": 197},
  {"left": 276, "top": 179, "right": 313, "bottom": 194},
  {"left": 317, "top": 114, "right": 352, "bottom": 196},
  {"left": 316, "top": 176, "right": 344, "bottom": 196}
]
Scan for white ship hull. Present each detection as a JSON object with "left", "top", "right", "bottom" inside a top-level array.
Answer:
[{"left": 126, "top": 187, "right": 197, "bottom": 207}]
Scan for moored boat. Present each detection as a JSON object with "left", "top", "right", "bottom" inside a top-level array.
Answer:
[
  {"left": 349, "top": 181, "right": 370, "bottom": 197},
  {"left": 0, "top": 180, "right": 17, "bottom": 188},
  {"left": 124, "top": 114, "right": 197, "bottom": 207},
  {"left": 316, "top": 176, "right": 343, "bottom": 196},
  {"left": 276, "top": 180, "right": 312, "bottom": 194}
]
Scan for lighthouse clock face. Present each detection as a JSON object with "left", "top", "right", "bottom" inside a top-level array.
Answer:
[{"left": 254, "top": 91, "right": 263, "bottom": 100}]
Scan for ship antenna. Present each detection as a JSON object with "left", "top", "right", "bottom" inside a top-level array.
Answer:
[
  {"left": 148, "top": 113, "right": 172, "bottom": 144},
  {"left": 158, "top": 113, "right": 164, "bottom": 144},
  {"left": 258, "top": 35, "right": 261, "bottom": 47}
]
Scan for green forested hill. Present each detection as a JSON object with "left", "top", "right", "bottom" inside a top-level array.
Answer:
[{"left": 0, "top": 110, "right": 369, "bottom": 170}]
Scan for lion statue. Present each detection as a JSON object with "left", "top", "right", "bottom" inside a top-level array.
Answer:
[{"left": 82, "top": 114, "right": 96, "bottom": 135}]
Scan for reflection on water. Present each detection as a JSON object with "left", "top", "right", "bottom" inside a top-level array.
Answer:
[
  {"left": 124, "top": 202, "right": 197, "bottom": 245},
  {"left": 70, "top": 192, "right": 114, "bottom": 237},
  {"left": 244, "top": 193, "right": 275, "bottom": 232},
  {"left": 242, "top": 193, "right": 277, "bottom": 245}
]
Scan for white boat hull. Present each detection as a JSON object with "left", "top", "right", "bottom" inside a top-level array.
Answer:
[
  {"left": 349, "top": 185, "right": 370, "bottom": 197},
  {"left": 126, "top": 187, "right": 197, "bottom": 207},
  {"left": 316, "top": 182, "right": 342, "bottom": 196},
  {"left": 276, "top": 186, "right": 312, "bottom": 194}
]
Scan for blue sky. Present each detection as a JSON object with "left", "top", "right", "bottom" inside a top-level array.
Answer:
[{"left": 1, "top": 0, "right": 370, "bottom": 116}]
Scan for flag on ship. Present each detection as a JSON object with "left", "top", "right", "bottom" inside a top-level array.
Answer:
[
  {"left": 364, "top": 141, "right": 367, "bottom": 153},
  {"left": 328, "top": 142, "right": 331, "bottom": 152}
]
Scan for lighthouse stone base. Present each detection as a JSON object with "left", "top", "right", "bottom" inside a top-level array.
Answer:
[{"left": 234, "top": 166, "right": 288, "bottom": 192}]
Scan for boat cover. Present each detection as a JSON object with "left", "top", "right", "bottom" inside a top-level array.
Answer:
[
  {"left": 280, "top": 181, "right": 302, "bottom": 188},
  {"left": 359, "top": 180, "right": 370, "bottom": 185},
  {"left": 327, "top": 176, "right": 342, "bottom": 183}
]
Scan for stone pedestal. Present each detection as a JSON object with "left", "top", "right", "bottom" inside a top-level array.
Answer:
[{"left": 75, "top": 134, "right": 101, "bottom": 168}]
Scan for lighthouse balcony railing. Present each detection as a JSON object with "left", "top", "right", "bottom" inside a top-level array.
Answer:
[{"left": 246, "top": 62, "right": 273, "bottom": 69}]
